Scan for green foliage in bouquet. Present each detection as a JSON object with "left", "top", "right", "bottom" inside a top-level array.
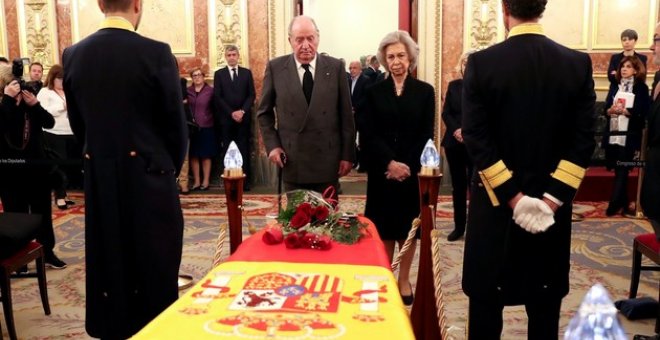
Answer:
[{"left": 277, "top": 190, "right": 368, "bottom": 245}]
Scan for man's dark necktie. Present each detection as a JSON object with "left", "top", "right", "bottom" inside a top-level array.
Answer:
[
  {"left": 232, "top": 68, "right": 238, "bottom": 82},
  {"left": 302, "top": 64, "right": 313, "bottom": 104}
]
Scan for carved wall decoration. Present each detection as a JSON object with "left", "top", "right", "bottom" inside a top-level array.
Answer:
[
  {"left": 464, "top": 0, "right": 503, "bottom": 51},
  {"left": 208, "top": 0, "right": 249, "bottom": 71},
  {"left": 17, "top": 0, "right": 59, "bottom": 68},
  {"left": 0, "top": 1, "right": 7, "bottom": 58},
  {"left": 71, "top": 0, "right": 195, "bottom": 55}
]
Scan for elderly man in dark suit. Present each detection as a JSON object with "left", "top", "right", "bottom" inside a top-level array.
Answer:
[
  {"left": 257, "top": 15, "right": 355, "bottom": 198},
  {"left": 62, "top": 0, "right": 187, "bottom": 338},
  {"left": 214, "top": 45, "right": 256, "bottom": 190},
  {"left": 461, "top": 0, "right": 596, "bottom": 338}
]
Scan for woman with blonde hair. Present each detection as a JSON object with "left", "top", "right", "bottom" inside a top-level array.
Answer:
[
  {"left": 0, "top": 64, "right": 67, "bottom": 268},
  {"left": 362, "top": 31, "right": 435, "bottom": 305},
  {"left": 442, "top": 50, "right": 476, "bottom": 241}
]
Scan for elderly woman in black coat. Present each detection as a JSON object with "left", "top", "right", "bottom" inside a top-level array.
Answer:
[{"left": 362, "top": 31, "right": 436, "bottom": 306}]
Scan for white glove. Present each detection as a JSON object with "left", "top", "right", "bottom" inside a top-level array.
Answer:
[
  {"left": 512, "top": 196, "right": 555, "bottom": 234},
  {"left": 529, "top": 200, "right": 555, "bottom": 233}
]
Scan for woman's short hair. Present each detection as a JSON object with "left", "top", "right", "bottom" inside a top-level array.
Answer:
[
  {"left": 189, "top": 67, "right": 204, "bottom": 78},
  {"left": 45, "top": 64, "right": 63, "bottom": 90},
  {"left": 0, "top": 65, "right": 12, "bottom": 90},
  {"left": 616, "top": 55, "right": 646, "bottom": 83},
  {"left": 621, "top": 29, "right": 638, "bottom": 41},
  {"left": 376, "top": 30, "right": 419, "bottom": 73}
]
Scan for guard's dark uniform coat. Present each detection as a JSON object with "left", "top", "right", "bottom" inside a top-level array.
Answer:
[
  {"left": 63, "top": 18, "right": 187, "bottom": 339},
  {"left": 462, "top": 27, "right": 596, "bottom": 304}
]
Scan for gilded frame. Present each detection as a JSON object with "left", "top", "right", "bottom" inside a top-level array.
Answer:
[
  {"left": 71, "top": 0, "right": 195, "bottom": 55},
  {"left": 591, "top": 0, "right": 658, "bottom": 50}
]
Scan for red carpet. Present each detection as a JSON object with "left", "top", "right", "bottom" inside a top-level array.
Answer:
[{"left": 575, "top": 166, "right": 639, "bottom": 202}]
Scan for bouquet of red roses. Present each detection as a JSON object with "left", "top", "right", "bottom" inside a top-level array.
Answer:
[{"left": 262, "top": 190, "right": 367, "bottom": 249}]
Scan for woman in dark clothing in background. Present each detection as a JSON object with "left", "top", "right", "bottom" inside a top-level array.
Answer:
[
  {"left": 0, "top": 65, "right": 67, "bottom": 269},
  {"left": 603, "top": 56, "right": 649, "bottom": 216}
]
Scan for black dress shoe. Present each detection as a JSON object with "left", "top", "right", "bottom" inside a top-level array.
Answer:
[
  {"left": 447, "top": 229, "right": 465, "bottom": 242},
  {"left": 56, "top": 199, "right": 68, "bottom": 210},
  {"left": 605, "top": 205, "right": 620, "bottom": 217},
  {"left": 400, "top": 283, "right": 414, "bottom": 306},
  {"left": 45, "top": 253, "right": 67, "bottom": 269}
]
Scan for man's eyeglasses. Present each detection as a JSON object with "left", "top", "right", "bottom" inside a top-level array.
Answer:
[
  {"left": 192, "top": 74, "right": 204, "bottom": 77},
  {"left": 654, "top": 37, "right": 660, "bottom": 43}
]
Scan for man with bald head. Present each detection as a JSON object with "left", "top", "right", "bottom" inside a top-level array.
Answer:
[
  {"left": 257, "top": 15, "right": 355, "bottom": 198},
  {"left": 63, "top": 0, "right": 186, "bottom": 338},
  {"left": 348, "top": 60, "right": 370, "bottom": 171}
]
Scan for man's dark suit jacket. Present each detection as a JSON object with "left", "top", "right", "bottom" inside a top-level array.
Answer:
[
  {"left": 642, "top": 74, "right": 660, "bottom": 238},
  {"left": 62, "top": 20, "right": 187, "bottom": 339},
  {"left": 348, "top": 73, "right": 370, "bottom": 113},
  {"left": 362, "top": 66, "right": 381, "bottom": 86},
  {"left": 257, "top": 53, "right": 355, "bottom": 184},
  {"left": 461, "top": 29, "right": 596, "bottom": 304},
  {"left": 213, "top": 65, "right": 256, "bottom": 178},
  {"left": 213, "top": 66, "right": 256, "bottom": 123}
]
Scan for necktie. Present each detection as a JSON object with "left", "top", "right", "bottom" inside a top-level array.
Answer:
[
  {"left": 302, "top": 64, "right": 313, "bottom": 104},
  {"left": 232, "top": 68, "right": 237, "bottom": 82}
]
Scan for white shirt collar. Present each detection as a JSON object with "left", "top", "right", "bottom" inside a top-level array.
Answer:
[{"left": 294, "top": 55, "right": 317, "bottom": 73}]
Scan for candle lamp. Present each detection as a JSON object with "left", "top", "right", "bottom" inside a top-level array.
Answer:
[
  {"left": 411, "top": 139, "right": 443, "bottom": 339},
  {"left": 221, "top": 141, "right": 246, "bottom": 254}
]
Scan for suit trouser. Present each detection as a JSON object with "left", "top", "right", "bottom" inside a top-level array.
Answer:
[
  {"left": 444, "top": 145, "right": 473, "bottom": 230},
  {"left": 468, "top": 295, "right": 562, "bottom": 340}
]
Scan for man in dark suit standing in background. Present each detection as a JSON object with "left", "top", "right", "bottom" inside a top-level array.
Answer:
[
  {"left": 214, "top": 45, "right": 256, "bottom": 190},
  {"left": 62, "top": 0, "right": 187, "bottom": 338},
  {"left": 362, "top": 55, "right": 381, "bottom": 86},
  {"left": 461, "top": 0, "right": 596, "bottom": 338},
  {"left": 348, "top": 60, "right": 369, "bottom": 171},
  {"left": 257, "top": 15, "right": 355, "bottom": 198}
]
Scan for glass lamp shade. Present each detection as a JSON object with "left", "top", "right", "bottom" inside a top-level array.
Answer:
[
  {"left": 223, "top": 141, "right": 243, "bottom": 177},
  {"left": 563, "top": 284, "right": 626, "bottom": 340},
  {"left": 419, "top": 139, "right": 441, "bottom": 176}
]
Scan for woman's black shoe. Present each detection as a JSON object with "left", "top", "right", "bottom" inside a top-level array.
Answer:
[
  {"left": 605, "top": 205, "right": 620, "bottom": 217},
  {"left": 447, "top": 229, "right": 465, "bottom": 242},
  {"left": 400, "top": 283, "right": 414, "bottom": 306}
]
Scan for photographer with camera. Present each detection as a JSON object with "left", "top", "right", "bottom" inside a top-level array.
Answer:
[{"left": 0, "top": 64, "right": 67, "bottom": 269}]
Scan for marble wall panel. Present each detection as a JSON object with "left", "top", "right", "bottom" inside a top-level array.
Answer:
[
  {"left": 55, "top": 0, "right": 70, "bottom": 62},
  {"left": 0, "top": 0, "right": 6, "bottom": 57},
  {"left": 4, "top": 0, "right": 19, "bottom": 59}
]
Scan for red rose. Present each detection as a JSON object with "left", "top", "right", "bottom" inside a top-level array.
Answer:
[
  {"left": 262, "top": 227, "right": 283, "bottom": 245},
  {"left": 284, "top": 233, "right": 301, "bottom": 249},
  {"left": 301, "top": 233, "right": 316, "bottom": 248},
  {"left": 295, "top": 203, "right": 314, "bottom": 217},
  {"left": 317, "top": 235, "right": 332, "bottom": 250},
  {"left": 313, "top": 206, "right": 330, "bottom": 222},
  {"left": 289, "top": 211, "right": 311, "bottom": 229}
]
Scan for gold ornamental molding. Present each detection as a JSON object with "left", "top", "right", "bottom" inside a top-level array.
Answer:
[
  {"left": 71, "top": 0, "right": 194, "bottom": 55},
  {"left": 17, "top": 0, "right": 59, "bottom": 68},
  {"left": 463, "top": 0, "right": 504, "bottom": 51},
  {"left": 209, "top": 0, "right": 249, "bottom": 71},
  {"left": 267, "top": 0, "right": 295, "bottom": 58},
  {"left": 0, "top": 0, "right": 7, "bottom": 59},
  {"left": 416, "top": 0, "right": 442, "bottom": 145}
]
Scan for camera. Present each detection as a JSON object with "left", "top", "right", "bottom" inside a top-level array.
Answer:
[{"left": 11, "top": 58, "right": 41, "bottom": 95}]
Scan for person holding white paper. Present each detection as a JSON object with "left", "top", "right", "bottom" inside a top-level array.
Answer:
[{"left": 603, "top": 56, "right": 650, "bottom": 216}]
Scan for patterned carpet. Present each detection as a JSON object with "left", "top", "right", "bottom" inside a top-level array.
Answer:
[{"left": 2, "top": 193, "right": 658, "bottom": 339}]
